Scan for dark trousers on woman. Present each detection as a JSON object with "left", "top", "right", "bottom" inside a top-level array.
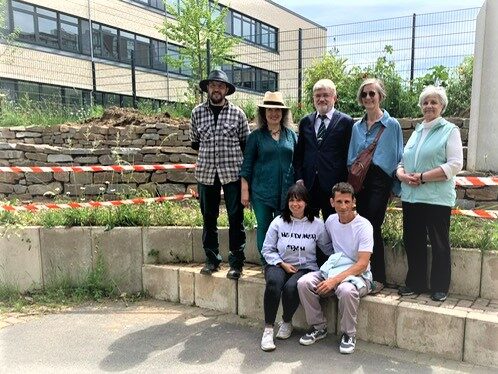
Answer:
[
  {"left": 264, "top": 265, "right": 310, "bottom": 325},
  {"left": 198, "top": 174, "right": 246, "bottom": 269},
  {"left": 355, "top": 164, "right": 392, "bottom": 284},
  {"left": 402, "top": 202, "right": 452, "bottom": 293}
]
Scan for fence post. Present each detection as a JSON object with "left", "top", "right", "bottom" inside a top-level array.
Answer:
[
  {"left": 131, "top": 50, "right": 137, "bottom": 109},
  {"left": 298, "top": 28, "right": 303, "bottom": 105},
  {"left": 410, "top": 13, "right": 416, "bottom": 84},
  {"left": 91, "top": 61, "right": 97, "bottom": 105},
  {"left": 206, "top": 39, "right": 211, "bottom": 76}
]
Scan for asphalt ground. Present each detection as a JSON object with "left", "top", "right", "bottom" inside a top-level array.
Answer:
[{"left": 0, "top": 300, "right": 493, "bottom": 373}]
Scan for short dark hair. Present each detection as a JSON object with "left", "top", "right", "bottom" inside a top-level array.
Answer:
[
  {"left": 281, "top": 183, "right": 315, "bottom": 223},
  {"left": 331, "top": 182, "right": 355, "bottom": 199}
]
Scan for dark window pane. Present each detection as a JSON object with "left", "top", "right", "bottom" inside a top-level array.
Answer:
[
  {"left": 121, "top": 95, "right": 133, "bottom": 107},
  {"left": 40, "top": 84, "right": 62, "bottom": 103},
  {"left": 151, "top": 40, "right": 167, "bottom": 71},
  {"left": 102, "top": 26, "right": 118, "bottom": 60},
  {"left": 167, "top": 45, "right": 180, "bottom": 74},
  {"left": 151, "top": 0, "right": 165, "bottom": 11},
  {"left": 92, "top": 24, "right": 102, "bottom": 56},
  {"left": 17, "top": 81, "right": 39, "bottom": 101},
  {"left": 103, "top": 93, "right": 119, "bottom": 106},
  {"left": 13, "top": 10, "right": 35, "bottom": 42},
  {"left": 60, "top": 14, "right": 77, "bottom": 23},
  {"left": 233, "top": 15, "right": 242, "bottom": 37},
  {"left": 81, "top": 20, "right": 91, "bottom": 55},
  {"left": 12, "top": 1, "right": 34, "bottom": 12},
  {"left": 64, "top": 87, "right": 83, "bottom": 107},
  {"left": 0, "top": 79, "right": 17, "bottom": 101},
  {"left": 37, "top": 8, "right": 56, "bottom": 18},
  {"left": 135, "top": 35, "right": 150, "bottom": 67},
  {"left": 37, "top": 16, "right": 58, "bottom": 47},
  {"left": 119, "top": 31, "right": 135, "bottom": 63},
  {"left": 61, "top": 22, "right": 79, "bottom": 52}
]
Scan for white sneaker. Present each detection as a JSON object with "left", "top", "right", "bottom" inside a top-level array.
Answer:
[
  {"left": 260, "top": 327, "right": 276, "bottom": 351},
  {"left": 275, "top": 321, "right": 293, "bottom": 339}
]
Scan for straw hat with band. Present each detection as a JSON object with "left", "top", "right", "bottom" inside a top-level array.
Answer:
[
  {"left": 199, "top": 69, "right": 236, "bottom": 96},
  {"left": 258, "top": 91, "right": 288, "bottom": 109}
]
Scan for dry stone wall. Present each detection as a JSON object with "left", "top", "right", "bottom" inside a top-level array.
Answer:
[{"left": 0, "top": 112, "right": 496, "bottom": 208}]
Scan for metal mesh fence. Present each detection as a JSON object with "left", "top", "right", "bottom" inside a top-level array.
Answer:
[{"left": 0, "top": 4, "right": 479, "bottom": 112}]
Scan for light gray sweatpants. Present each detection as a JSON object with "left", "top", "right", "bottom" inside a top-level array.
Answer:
[{"left": 297, "top": 271, "right": 370, "bottom": 336}]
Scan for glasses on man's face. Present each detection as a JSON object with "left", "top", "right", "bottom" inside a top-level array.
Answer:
[{"left": 361, "top": 91, "right": 376, "bottom": 98}]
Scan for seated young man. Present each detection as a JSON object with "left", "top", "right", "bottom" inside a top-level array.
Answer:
[{"left": 297, "top": 182, "right": 373, "bottom": 354}]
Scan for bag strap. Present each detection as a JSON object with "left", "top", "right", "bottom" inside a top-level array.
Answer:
[{"left": 366, "top": 125, "right": 385, "bottom": 152}]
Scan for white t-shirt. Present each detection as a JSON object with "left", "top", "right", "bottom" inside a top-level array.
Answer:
[{"left": 324, "top": 213, "right": 373, "bottom": 270}]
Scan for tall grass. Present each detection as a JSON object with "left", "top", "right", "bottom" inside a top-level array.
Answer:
[{"left": 0, "top": 96, "right": 104, "bottom": 127}]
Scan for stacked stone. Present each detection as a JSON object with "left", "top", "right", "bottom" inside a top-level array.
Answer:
[{"left": 0, "top": 120, "right": 197, "bottom": 201}]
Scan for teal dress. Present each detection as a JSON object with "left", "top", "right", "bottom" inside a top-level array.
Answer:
[{"left": 240, "top": 127, "right": 297, "bottom": 263}]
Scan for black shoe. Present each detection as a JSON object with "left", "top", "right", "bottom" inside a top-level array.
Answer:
[
  {"left": 200, "top": 263, "right": 219, "bottom": 275},
  {"left": 431, "top": 292, "right": 447, "bottom": 301},
  {"left": 226, "top": 267, "right": 242, "bottom": 279},
  {"left": 398, "top": 286, "right": 415, "bottom": 296}
]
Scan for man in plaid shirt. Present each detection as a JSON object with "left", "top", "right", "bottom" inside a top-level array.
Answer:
[{"left": 190, "top": 70, "right": 250, "bottom": 279}]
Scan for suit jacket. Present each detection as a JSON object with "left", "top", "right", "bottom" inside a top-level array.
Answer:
[{"left": 293, "top": 110, "right": 353, "bottom": 193}]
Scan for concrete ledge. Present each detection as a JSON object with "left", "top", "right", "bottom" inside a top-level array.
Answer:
[
  {"left": 178, "top": 266, "right": 197, "bottom": 306},
  {"left": 142, "top": 264, "right": 179, "bottom": 302},
  {"left": 357, "top": 293, "right": 400, "bottom": 346},
  {"left": 464, "top": 312, "right": 498, "bottom": 367},
  {"left": 481, "top": 251, "right": 498, "bottom": 300},
  {"left": 39, "top": 227, "right": 92, "bottom": 285},
  {"left": 92, "top": 227, "right": 143, "bottom": 294},
  {"left": 143, "top": 227, "right": 193, "bottom": 264},
  {"left": 194, "top": 265, "right": 237, "bottom": 314},
  {"left": 449, "top": 248, "right": 482, "bottom": 297},
  {"left": 396, "top": 301, "right": 466, "bottom": 361},
  {"left": 0, "top": 227, "right": 41, "bottom": 292},
  {"left": 192, "top": 227, "right": 229, "bottom": 263}
]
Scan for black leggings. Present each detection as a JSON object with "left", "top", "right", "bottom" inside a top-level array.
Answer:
[{"left": 264, "top": 265, "right": 310, "bottom": 325}]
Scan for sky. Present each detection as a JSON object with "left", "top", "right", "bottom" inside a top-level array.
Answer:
[{"left": 270, "top": 0, "right": 485, "bottom": 27}]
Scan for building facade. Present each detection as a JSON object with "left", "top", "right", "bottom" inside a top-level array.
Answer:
[{"left": 0, "top": 0, "right": 326, "bottom": 108}]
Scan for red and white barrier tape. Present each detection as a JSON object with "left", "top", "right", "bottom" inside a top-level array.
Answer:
[
  {"left": 455, "top": 176, "right": 498, "bottom": 187},
  {"left": 0, "top": 193, "right": 193, "bottom": 212},
  {"left": 0, "top": 164, "right": 195, "bottom": 173},
  {"left": 387, "top": 207, "right": 498, "bottom": 219}
]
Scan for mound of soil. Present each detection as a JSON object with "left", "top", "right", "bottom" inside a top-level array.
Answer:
[{"left": 80, "top": 107, "right": 187, "bottom": 127}]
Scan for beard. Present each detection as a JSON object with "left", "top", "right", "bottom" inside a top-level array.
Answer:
[{"left": 209, "top": 92, "right": 224, "bottom": 105}]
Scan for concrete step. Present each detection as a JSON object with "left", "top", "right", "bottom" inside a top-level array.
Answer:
[{"left": 143, "top": 263, "right": 498, "bottom": 368}]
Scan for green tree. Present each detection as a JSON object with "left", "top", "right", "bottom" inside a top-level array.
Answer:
[
  {"left": 158, "top": 0, "right": 239, "bottom": 104},
  {"left": 445, "top": 56, "right": 473, "bottom": 116},
  {"left": 0, "top": 0, "right": 19, "bottom": 60}
]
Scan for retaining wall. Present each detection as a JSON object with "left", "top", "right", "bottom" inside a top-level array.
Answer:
[
  {"left": 2, "top": 115, "right": 496, "bottom": 208},
  {"left": 1, "top": 226, "right": 497, "bottom": 367}
]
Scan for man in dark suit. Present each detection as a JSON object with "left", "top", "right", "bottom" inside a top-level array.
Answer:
[{"left": 293, "top": 78, "right": 354, "bottom": 222}]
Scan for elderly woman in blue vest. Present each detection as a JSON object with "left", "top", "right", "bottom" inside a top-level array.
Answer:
[
  {"left": 347, "top": 78, "right": 403, "bottom": 291},
  {"left": 396, "top": 85, "right": 463, "bottom": 302},
  {"left": 240, "top": 91, "right": 297, "bottom": 265}
]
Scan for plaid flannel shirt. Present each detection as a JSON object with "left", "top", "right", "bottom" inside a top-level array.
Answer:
[{"left": 190, "top": 100, "right": 250, "bottom": 185}]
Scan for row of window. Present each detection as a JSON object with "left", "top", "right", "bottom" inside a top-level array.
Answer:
[
  {"left": 0, "top": 78, "right": 166, "bottom": 109},
  {"left": 129, "top": 0, "right": 278, "bottom": 50},
  {"left": 8, "top": 0, "right": 278, "bottom": 93}
]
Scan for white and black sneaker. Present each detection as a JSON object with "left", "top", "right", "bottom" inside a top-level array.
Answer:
[
  {"left": 339, "top": 333, "right": 356, "bottom": 354},
  {"left": 299, "top": 327, "right": 327, "bottom": 346}
]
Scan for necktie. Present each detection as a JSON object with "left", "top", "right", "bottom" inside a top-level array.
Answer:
[{"left": 317, "top": 115, "right": 327, "bottom": 145}]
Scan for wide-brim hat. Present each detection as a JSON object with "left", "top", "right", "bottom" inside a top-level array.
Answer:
[
  {"left": 199, "top": 69, "right": 236, "bottom": 96},
  {"left": 258, "top": 91, "right": 288, "bottom": 109}
]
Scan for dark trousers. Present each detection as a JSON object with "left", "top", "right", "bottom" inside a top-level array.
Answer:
[
  {"left": 402, "top": 202, "right": 452, "bottom": 293},
  {"left": 264, "top": 265, "right": 310, "bottom": 325},
  {"left": 251, "top": 199, "right": 279, "bottom": 266},
  {"left": 309, "top": 177, "right": 335, "bottom": 266},
  {"left": 355, "top": 164, "right": 393, "bottom": 284},
  {"left": 198, "top": 175, "right": 246, "bottom": 269}
]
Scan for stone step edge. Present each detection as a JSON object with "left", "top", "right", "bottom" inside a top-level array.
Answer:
[{"left": 142, "top": 264, "right": 498, "bottom": 368}]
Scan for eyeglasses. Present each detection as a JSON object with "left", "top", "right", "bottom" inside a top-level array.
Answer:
[{"left": 361, "top": 91, "right": 376, "bottom": 98}]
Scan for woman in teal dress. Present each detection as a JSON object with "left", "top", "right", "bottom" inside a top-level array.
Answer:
[{"left": 240, "top": 91, "right": 297, "bottom": 265}]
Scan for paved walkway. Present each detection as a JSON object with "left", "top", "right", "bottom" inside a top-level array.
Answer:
[{"left": 0, "top": 300, "right": 493, "bottom": 373}]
